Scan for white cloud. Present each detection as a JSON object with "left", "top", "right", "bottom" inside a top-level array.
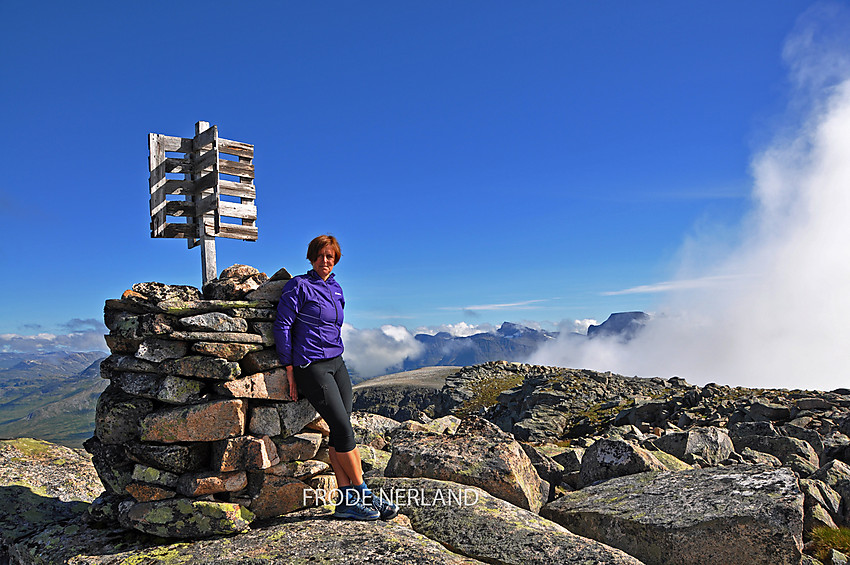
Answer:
[
  {"left": 341, "top": 323, "right": 425, "bottom": 378},
  {"left": 414, "top": 322, "right": 496, "bottom": 337},
  {"left": 566, "top": 319, "right": 598, "bottom": 335},
  {"left": 531, "top": 8, "right": 850, "bottom": 391},
  {"left": 602, "top": 275, "right": 743, "bottom": 296}
]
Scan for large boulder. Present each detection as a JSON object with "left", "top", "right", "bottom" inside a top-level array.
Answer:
[
  {"left": 369, "top": 477, "right": 645, "bottom": 565},
  {"left": 541, "top": 465, "right": 804, "bottom": 565},
  {"left": 385, "top": 416, "right": 548, "bottom": 512},
  {"left": 579, "top": 438, "right": 667, "bottom": 487},
  {"left": 730, "top": 434, "right": 820, "bottom": 474},
  {"left": 652, "top": 427, "right": 733, "bottom": 465}
]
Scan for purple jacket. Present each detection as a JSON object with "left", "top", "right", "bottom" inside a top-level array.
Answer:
[{"left": 273, "top": 269, "right": 345, "bottom": 367}]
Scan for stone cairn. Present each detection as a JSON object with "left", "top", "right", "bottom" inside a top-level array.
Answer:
[{"left": 85, "top": 265, "right": 337, "bottom": 538}]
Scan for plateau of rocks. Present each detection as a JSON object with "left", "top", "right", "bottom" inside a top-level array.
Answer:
[{"left": 3, "top": 265, "right": 850, "bottom": 564}]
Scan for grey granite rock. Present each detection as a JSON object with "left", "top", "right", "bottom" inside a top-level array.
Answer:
[{"left": 542, "top": 465, "right": 804, "bottom": 565}]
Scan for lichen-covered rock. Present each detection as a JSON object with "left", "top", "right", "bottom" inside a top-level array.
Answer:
[
  {"left": 125, "top": 482, "right": 176, "bottom": 502},
  {"left": 122, "top": 497, "right": 255, "bottom": 538},
  {"left": 0, "top": 438, "right": 103, "bottom": 549},
  {"left": 105, "top": 312, "right": 173, "bottom": 340},
  {"left": 214, "top": 367, "right": 290, "bottom": 399},
  {"left": 731, "top": 434, "right": 820, "bottom": 471},
  {"left": 579, "top": 438, "right": 667, "bottom": 487},
  {"left": 202, "top": 264, "right": 269, "bottom": 300},
  {"left": 84, "top": 436, "right": 135, "bottom": 494},
  {"left": 192, "top": 341, "right": 263, "bottom": 361},
  {"left": 358, "top": 445, "right": 391, "bottom": 475},
  {"left": 652, "top": 426, "right": 733, "bottom": 465},
  {"left": 160, "top": 355, "right": 242, "bottom": 380},
  {"left": 180, "top": 311, "right": 249, "bottom": 332},
  {"left": 277, "top": 398, "right": 320, "bottom": 436},
  {"left": 273, "top": 432, "right": 323, "bottom": 462},
  {"left": 99, "top": 353, "right": 159, "bottom": 376},
  {"left": 267, "top": 459, "right": 330, "bottom": 480},
  {"left": 111, "top": 370, "right": 162, "bottom": 399},
  {"left": 124, "top": 441, "right": 209, "bottom": 474},
  {"left": 135, "top": 337, "right": 189, "bottom": 362},
  {"left": 247, "top": 474, "right": 313, "bottom": 520},
  {"left": 140, "top": 399, "right": 246, "bottom": 443},
  {"left": 248, "top": 405, "right": 282, "bottom": 436},
  {"left": 131, "top": 281, "right": 204, "bottom": 303},
  {"left": 240, "top": 347, "right": 283, "bottom": 373},
  {"left": 351, "top": 411, "right": 403, "bottom": 448},
  {"left": 245, "top": 279, "right": 289, "bottom": 302},
  {"left": 369, "top": 477, "right": 645, "bottom": 565},
  {"left": 156, "top": 374, "right": 207, "bottom": 404},
  {"left": 385, "top": 416, "right": 548, "bottom": 512},
  {"left": 177, "top": 470, "right": 248, "bottom": 496},
  {"left": 95, "top": 386, "right": 154, "bottom": 444},
  {"left": 212, "top": 435, "right": 280, "bottom": 471},
  {"left": 9, "top": 505, "right": 485, "bottom": 564},
  {"left": 541, "top": 465, "right": 804, "bottom": 565}
]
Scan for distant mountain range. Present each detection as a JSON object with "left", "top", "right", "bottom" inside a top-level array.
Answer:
[
  {"left": 0, "top": 351, "right": 107, "bottom": 448},
  {"left": 404, "top": 322, "right": 558, "bottom": 370}
]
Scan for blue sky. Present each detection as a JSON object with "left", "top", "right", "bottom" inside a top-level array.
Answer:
[{"left": 2, "top": 1, "right": 846, "bottom": 386}]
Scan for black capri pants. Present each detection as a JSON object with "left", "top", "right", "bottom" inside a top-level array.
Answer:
[{"left": 293, "top": 356, "right": 356, "bottom": 453}]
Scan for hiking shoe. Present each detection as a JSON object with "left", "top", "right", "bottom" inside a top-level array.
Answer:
[
  {"left": 369, "top": 493, "right": 399, "bottom": 521},
  {"left": 334, "top": 489, "right": 380, "bottom": 521}
]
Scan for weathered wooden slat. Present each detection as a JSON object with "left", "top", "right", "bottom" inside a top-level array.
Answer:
[
  {"left": 202, "top": 221, "right": 258, "bottom": 241},
  {"left": 193, "top": 126, "right": 217, "bottom": 152},
  {"left": 164, "top": 201, "right": 195, "bottom": 217},
  {"left": 219, "top": 159, "right": 254, "bottom": 179},
  {"left": 194, "top": 193, "right": 218, "bottom": 217},
  {"left": 163, "top": 223, "right": 200, "bottom": 239},
  {"left": 160, "top": 135, "right": 193, "bottom": 153},
  {"left": 219, "top": 201, "right": 257, "bottom": 220},
  {"left": 194, "top": 170, "right": 218, "bottom": 193},
  {"left": 193, "top": 149, "right": 218, "bottom": 174},
  {"left": 148, "top": 134, "right": 167, "bottom": 237},
  {"left": 164, "top": 157, "right": 192, "bottom": 174},
  {"left": 219, "top": 180, "right": 255, "bottom": 199},
  {"left": 160, "top": 179, "right": 195, "bottom": 196},
  {"left": 219, "top": 138, "right": 254, "bottom": 158}
]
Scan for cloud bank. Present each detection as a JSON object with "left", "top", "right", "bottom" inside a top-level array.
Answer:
[
  {"left": 0, "top": 329, "right": 108, "bottom": 353},
  {"left": 531, "top": 6, "right": 850, "bottom": 391},
  {"left": 341, "top": 323, "right": 425, "bottom": 378}
]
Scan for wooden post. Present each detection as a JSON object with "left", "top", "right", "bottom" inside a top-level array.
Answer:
[{"left": 194, "top": 121, "right": 217, "bottom": 285}]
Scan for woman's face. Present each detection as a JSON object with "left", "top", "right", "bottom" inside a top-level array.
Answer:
[{"left": 311, "top": 244, "right": 336, "bottom": 280}]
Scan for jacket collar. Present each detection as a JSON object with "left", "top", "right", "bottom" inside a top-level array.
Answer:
[{"left": 307, "top": 269, "right": 335, "bottom": 283}]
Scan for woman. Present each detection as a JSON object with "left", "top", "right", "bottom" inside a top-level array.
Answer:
[{"left": 273, "top": 234, "right": 397, "bottom": 521}]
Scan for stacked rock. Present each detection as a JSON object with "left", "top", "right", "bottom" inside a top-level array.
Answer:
[{"left": 85, "top": 265, "right": 336, "bottom": 538}]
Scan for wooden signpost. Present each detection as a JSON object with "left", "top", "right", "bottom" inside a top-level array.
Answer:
[{"left": 148, "top": 121, "right": 257, "bottom": 285}]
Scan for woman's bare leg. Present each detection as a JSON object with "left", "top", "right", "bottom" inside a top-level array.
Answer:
[{"left": 329, "top": 446, "right": 364, "bottom": 488}]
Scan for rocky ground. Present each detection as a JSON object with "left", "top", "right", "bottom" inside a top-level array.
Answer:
[{"left": 3, "top": 360, "right": 850, "bottom": 564}]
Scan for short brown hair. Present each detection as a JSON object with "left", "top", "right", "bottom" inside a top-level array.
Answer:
[{"left": 306, "top": 234, "right": 342, "bottom": 265}]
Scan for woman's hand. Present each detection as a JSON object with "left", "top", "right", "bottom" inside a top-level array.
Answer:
[{"left": 286, "top": 365, "right": 297, "bottom": 401}]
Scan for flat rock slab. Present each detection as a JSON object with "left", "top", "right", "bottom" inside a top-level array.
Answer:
[
  {"left": 10, "top": 507, "right": 485, "bottom": 564},
  {"left": 385, "top": 416, "right": 548, "bottom": 512},
  {"left": 541, "top": 465, "right": 804, "bottom": 565},
  {"left": 369, "top": 477, "right": 645, "bottom": 565},
  {"left": 0, "top": 439, "right": 103, "bottom": 546}
]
